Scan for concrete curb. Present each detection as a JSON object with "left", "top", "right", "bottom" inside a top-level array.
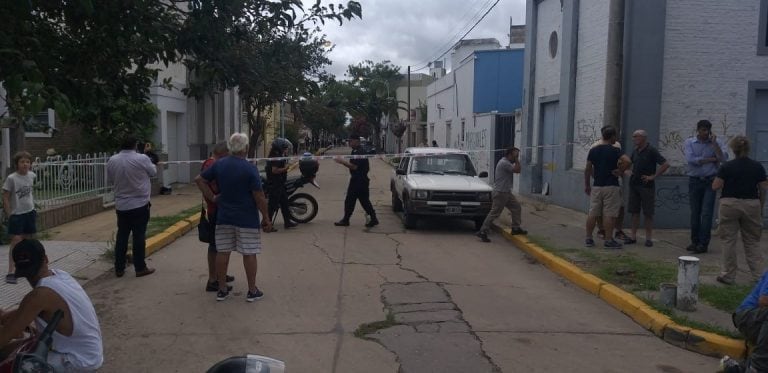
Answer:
[{"left": 493, "top": 224, "right": 747, "bottom": 359}]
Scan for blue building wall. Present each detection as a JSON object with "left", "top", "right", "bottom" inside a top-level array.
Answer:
[{"left": 473, "top": 49, "right": 525, "bottom": 113}]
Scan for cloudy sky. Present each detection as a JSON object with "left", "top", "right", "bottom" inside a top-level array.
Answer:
[{"left": 303, "top": 0, "right": 527, "bottom": 78}]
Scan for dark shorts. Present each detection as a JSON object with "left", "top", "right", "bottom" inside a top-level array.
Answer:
[
  {"left": 627, "top": 185, "right": 655, "bottom": 216},
  {"left": 8, "top": 210, "right": 37, "bottom": 236}
]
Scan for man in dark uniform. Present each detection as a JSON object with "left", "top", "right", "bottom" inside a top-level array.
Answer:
[
  {"left": 334, "top": 135, "right": 378, "bottom": 228},
  {"left": 266, "top": 138, "right": 297, "bottom": 230}
]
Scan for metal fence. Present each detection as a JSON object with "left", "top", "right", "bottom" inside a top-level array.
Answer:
[{"left": 31, "top": 153, "right": 115, "bottom": 210}]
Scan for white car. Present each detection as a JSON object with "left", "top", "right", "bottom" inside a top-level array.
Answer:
[{"left": 390, "top": 147, "right": 492, "bottom": 229}]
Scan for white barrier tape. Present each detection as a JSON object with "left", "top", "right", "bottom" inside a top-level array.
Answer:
[{"left": 33, "top": 142, "right": 585, "bottom": 166}]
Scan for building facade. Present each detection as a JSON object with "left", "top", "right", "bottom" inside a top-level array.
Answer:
[{"left": 522, "top": 0, "right": 768, "bottom": 227}]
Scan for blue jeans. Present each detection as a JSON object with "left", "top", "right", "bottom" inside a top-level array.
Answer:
[
  {"left": 115, "top": 203, "right": 150, "bottom": 272},
  {"left": 688, "top": 176, "right": 716, "bottom": 247}
]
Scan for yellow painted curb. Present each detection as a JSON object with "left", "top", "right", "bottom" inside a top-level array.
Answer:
[
  {"left": 145, "top": 212, "right": 200, "bottom": 257},
  {"left": 493, "top": 222, "right": 747, "bottom": 359}
]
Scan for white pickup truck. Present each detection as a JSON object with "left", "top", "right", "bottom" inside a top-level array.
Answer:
[{"left": 390, "top": 147, "right": 493, "bottom": 229}]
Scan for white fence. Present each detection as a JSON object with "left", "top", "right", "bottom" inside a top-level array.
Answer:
[{"left": 31, "top": 153, "right": 115, "bottom": 209}]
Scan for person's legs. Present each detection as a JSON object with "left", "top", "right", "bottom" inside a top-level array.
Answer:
[
  {"left": 339, "top": 181, "right": 357, "bottom": 223},
  {"left": 586, "top": 188, "right": 604, "bottom": 240},
  {"left": 506, "top": 193, "right": 523, "bottom": 230},
  {"left": 243, "top": 254, "right": 258, "bottom": 292},
  {"left": 214, "top": 224, "right": 235, "bottom": 294},
  {"left": 740, "top": 200, "right": 764, "bottom": 282},
  {"left": 699, "top": 181, "right": 717, "bottom": 249},
  {"left": 207, "top": 214, "right": 218, "bottom": 283},
  {"left": 602, "top": 187, "right": 622, "bottom": 247},
  {"left": 131, "top": 204, "right": 151, "bottom": 272},
  {"left": 114, "top": 209, "right": 131, "bottom": 273},
  {"left": 267, "top": 188, "right": 280, "bottom": 222},
  {"left": 216, "top": 251, "right": 232, "bottom": 292},
  {"left": 480, "top": 192, "right": 508, "bottom": 233},
  {"left": 641, "top": 187, "right": 656, "bottom": 242},
  {"left": 688, "top": 177, "right": 704, "bottom": 247},
  {"left": 717, "top": 199, "right": 740, "bottom": 283},
  {"left": 357, "top": 181, "right": 377, "bottom": 222}
]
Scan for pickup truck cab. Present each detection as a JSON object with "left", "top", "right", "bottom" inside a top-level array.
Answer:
[{"left": 391, "top": 147, "right": 492, "bottom": 229}]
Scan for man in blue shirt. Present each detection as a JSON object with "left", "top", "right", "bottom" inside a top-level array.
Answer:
[
  {"left": 731, "top": 271, "right": 768, "bottom": 372},
  {"left": 683, "top": 119, "right": 728, "bottom": 254}
]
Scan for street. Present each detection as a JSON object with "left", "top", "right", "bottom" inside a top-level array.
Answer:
[{"left": 88, "top": 147, "right": 718, "bottom": 372}]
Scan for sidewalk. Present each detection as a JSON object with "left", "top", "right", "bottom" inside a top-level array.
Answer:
[
  {"left": 493, "top": 194, "right": 764, "bottom": 338},
  {"left": 0, "top": 183, "right": 202, "bottom": 309}
]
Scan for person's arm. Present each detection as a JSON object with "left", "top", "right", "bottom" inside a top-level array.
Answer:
[
  {"left": 759, "top": 180, "right": 768, "bottom": 212},
  {"left": 683, "top": 139, "right": 703, "bottom": 166},
  {"left": 618, "top": 154, "right": 632, "bottom": 172},
  {"left": 252, "top": 190, "right": 273, "bottom": 232},
  {"left": 334, "top": 157, "right": 358, "bottom": 171},
  {"left": 2, "top": 190, "right": 11, "bottom": 218},
  {"left": 584, "top": 161, "right": 593, "bottom": 196},
  {"left": 0, "top": 290, "right": 45, "bottom": 346},
  {"left": 195, "top": 175, "right": 216, "bottom": 203},
  {"left": 143, "top": 155, "right": 157, "bottom": 178},
  {"left": 712, "top": 177, "right": 724, "bottom": 191}
]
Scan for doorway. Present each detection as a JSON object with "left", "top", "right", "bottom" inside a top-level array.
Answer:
[{"left": 538, "top": 101, "right": 559, "bottom": 195}]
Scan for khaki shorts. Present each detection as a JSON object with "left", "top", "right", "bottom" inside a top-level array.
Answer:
[{"left": 589, "top": 186, "right": 622, "bottom": 218}]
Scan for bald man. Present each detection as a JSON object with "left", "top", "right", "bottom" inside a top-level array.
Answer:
[{"left": 626, "top": 130, "right": 669, "bottom": 247}]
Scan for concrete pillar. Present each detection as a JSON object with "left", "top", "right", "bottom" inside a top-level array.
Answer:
[{"left": 676, "top": 256, "right": 700, "bottom": 311}]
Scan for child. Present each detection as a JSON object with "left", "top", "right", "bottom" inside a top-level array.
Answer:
[{"left": 3, "top": 151, "right": 37, "bottom": 284}]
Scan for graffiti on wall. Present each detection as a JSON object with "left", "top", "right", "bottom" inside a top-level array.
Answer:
[
  {"left": 655, "top": 185, "right": 689, "bottom": 211},
  {"left": 575, "top": 114, "right": 603, "bottom": 150},
  {"left": 465, "top": 128, "right": 490, "bottom": 177}
]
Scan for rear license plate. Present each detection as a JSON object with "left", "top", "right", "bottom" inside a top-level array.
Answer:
[{"left": 445, "top": 206, "right": 462, "bottom": 214}]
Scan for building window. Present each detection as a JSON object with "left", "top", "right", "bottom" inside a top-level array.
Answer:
[
  {"left": 759, "top": 0, "right": 768, "bottom": 55},
  {"left": 549, "top": 31, "right": 558, "bottom": 59},
  {"left": 25, "top": 109, "right": 55, "bottom": 138}
]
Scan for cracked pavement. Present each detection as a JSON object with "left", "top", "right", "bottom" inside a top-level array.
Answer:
[{"left": 88, "top": 148, "right": 718, "bottom": 372}]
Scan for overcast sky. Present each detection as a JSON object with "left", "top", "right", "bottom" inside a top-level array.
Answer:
[{"left": 303, "top": 0, "right": 527, "bottom": 79}]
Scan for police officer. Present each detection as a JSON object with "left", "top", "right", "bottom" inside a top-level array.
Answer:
[
  {"left": 334, "top": 134, "right": 378, "bottom": 228},
  {"left": 266, "top": 138, "right": 297, "bottom": 230}
]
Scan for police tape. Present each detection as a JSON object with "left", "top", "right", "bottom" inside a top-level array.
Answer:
[{"left": 34, "top": 142, "right": 585, "bottom": 166}]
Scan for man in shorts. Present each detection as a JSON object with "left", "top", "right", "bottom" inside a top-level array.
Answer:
[
  {"left": 584, "top": 126, "right": 632, "bottom": 249},
  {"left": 626, "top": 130, "right": 669, "bottom": 247},
  {"left": 196, "top": 133, "right": 273, "bottom": 302}
]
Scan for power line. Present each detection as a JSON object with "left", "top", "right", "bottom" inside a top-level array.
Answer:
[
  {"left": 412, "top": 0, "right": 501, "bottom": 72},
  {"left": 410, "top": 0, "right": 494, "bottom": 69}
]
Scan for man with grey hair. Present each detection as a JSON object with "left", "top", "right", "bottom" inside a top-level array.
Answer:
[
  {"left": 196, "top": 133, "right": 273, "bottom": 302},
  {"left": 626, "top": 129, "right": 669, "bottom": 247}
]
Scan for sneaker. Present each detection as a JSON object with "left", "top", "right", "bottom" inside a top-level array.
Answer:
[
  {"left": 623, "top": 238, "right": 637, "bottom": 245},
  {"left": 206, "top": 282, "right": 234, "bottom": 292},
  {"left": 246, "top": 288, "right": 264, "bottom": 302},
  {"left": 334, "top": 220, "right": 350, "bottom": 227},
  {"left": 510, "top": 227, "right": 528, "bottom": 235},
  {"left": 226, "top": 275, "right": 235, "bottom": 282},
  {"left": 693, "top": 244, "right": 708, "bottom": 254},
  {"left": 284, "top": 222, "right": 298, "bottom": 229},
  {"left": 216, "top": 289, "right": 230, "bottom": 301},
  {"left": 615, "top": 231, "right": 628, "bottom": 241},
  {"left": 585, "top": 238, "right": 595, "bottom": 247},
  {"left": 644, "top": 240, "right": 654, "bottom": 247},
  {"left": 135, "top": 267, "right": 156, "bottom": 277},
  {"left": 604, "top": 239, "right": 623, "bottom": 249},
  {"left": 716, "top": 275, "right": 735, "bottom": 285},
  {"left": 5, "top": 273, "right": 17, "bottom": 284},
  {"left": 365, "top": 218, "right": 380, "bottom": 228},
  {"left": 476, "top": 231, "right": 491, "bottom": 243}
]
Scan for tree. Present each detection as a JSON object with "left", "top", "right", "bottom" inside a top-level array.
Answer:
[
  {"left": 0, "top": 1, "right": 182, "bottom": 152},
  {"left": 340, "top": 60, "right": 405, "bottom": 149},
  {"left": 178, "top": 0, "right": 362, "bottom": 157},
  {"left": 295, "top": 76, "right": 348, "bottom": 149}
]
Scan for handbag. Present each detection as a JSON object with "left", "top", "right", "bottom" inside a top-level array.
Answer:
[{"left": 198, "top": 206, "right": 213, "bottom": 243}]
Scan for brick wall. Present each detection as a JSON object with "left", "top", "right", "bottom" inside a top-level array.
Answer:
[
  {"left": 659, "top": 0, "right": 768, "bottom": 172},
  {"left": 37, "top": 196, "right": 107, "bottom": 231},
  {"left": 571, "top": 0, "right": 611, "bottom": 169},
  {"left": 25, "top": 121, "right": 84, "bottom": 160}
]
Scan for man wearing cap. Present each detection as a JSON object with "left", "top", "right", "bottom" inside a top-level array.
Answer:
[
  {"left": 0, "top": 239, "right": 103, "bottom": 371},
  {"left": 334, "top": 134, "right": 379, "bottom": 228}
]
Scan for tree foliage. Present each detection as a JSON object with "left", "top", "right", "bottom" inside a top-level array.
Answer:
[{"left": 0, "top": 0, "right": 361, "bottom": 153}]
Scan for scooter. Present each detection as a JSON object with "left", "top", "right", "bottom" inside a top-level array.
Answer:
[{"left": 0, "top": 309, "right": 63, "bottom": 373}]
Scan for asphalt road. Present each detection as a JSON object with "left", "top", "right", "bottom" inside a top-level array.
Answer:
[{"left": 87, "top": 148, "right": 718, "bottom": 372}]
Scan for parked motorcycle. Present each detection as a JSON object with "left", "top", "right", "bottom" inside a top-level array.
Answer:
[
  {"left": 0, "top": 309, "right": 63, "bottom": 373},
  {"left": 267, "top": 154, "right": 320, "bottom": 225}
]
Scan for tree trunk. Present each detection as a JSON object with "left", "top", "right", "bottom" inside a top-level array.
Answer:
[{"left": 247, "top": 105, "right": 262, "bottom": 159}]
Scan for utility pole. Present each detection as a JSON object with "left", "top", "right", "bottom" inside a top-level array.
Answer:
[{"left": 407, "top": 65, "right": 411, "bottom": 149}]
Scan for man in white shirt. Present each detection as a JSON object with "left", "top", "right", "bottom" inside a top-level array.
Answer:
[{"left": 0, "top": 239, "right": 103, "bottom": 372}]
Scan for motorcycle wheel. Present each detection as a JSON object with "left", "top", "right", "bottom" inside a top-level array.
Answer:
[{"left": 288, "top": 193, "right": 318, "bottom": 223}]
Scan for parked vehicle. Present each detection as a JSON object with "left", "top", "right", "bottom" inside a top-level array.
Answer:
[{"left": 390, "top": 147, "right": 492, "bottom": 229}]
